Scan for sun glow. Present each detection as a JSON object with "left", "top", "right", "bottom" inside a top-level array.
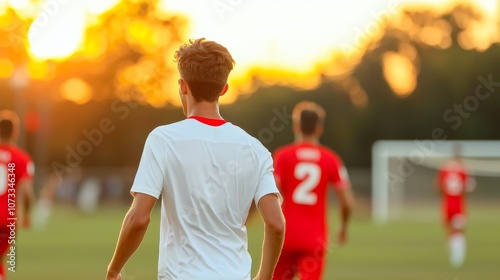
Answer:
[
  {"left": 26, "top": 0, "right": 119, "bottom": 60},
  {"left": 60, "top": 78, "right": 93, "bottom": 104},
  {"left": 383, "top": 52, "right": 418, "bottom": 97}
]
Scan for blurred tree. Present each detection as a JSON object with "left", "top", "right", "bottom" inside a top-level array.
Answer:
[
  {"left": 0, "top": 0, "right": 188, "bottom": 107},
  {"left": 347, "top": 4, "right": 500, "bottom": 165}
]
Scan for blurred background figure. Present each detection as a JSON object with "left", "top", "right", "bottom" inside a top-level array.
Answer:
[
  {"left": 435, "top": 143, "right": 476, "bottom": 268},
  {"left": 272, "top": 102, "right": 354, "bottom": 280},
  {"left": 77, "top": 176, "right": 101, "bottom": 213},
  {"left": 32, "top": 167, "right": 83, "bottom": 230},
  {"left": 103, "top": 175, "right": 125, "bottom": 205},
  {"left": 32, "top": 171, "right": 58, "bottom": 230},
  {"left": 0, "top": 110, "right": 34, "bottom": 280}
]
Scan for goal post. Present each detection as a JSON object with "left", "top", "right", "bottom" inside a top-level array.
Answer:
[{"left": 372, "top": 140, "right": 500, "bottom": 224}]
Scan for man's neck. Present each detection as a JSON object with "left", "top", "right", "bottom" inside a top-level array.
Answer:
[
  {"left": 187, "top": 101, "right": 223, "bottom": 120},
  {"left": 295, "top": 135, "right": 319, "bottom": 145},
  {"left": 0, "top": 140, "right": 14, "bottom": 146}
]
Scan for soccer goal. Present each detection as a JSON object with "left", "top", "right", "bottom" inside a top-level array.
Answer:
[{"left": 372, "top": 140, "right": 500, "bottom": 224}]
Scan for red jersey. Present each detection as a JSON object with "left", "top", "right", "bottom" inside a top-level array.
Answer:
[
  {"left": 0, "top": 145, "right": 33, "bottom": 228},
  {"left": 437, "top": 161, "right": 470, "bottom": 219},
  {"left": 273, "top": 142, "right": 349, "bottom": 251}
]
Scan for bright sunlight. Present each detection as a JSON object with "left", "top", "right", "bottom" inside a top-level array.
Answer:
[{"left": 1, "top": 0, "right": 495, "bottom": 105}]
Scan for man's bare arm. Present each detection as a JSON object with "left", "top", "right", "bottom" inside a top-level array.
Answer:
[
  {"left": 254, "top": 194, "right": 285, "bottom": 280},
  {"left": 17, "top": 179, "right": 34, "bottom": 228},
  {"left": 334, "top": 187, "right": 354, "bottom": 245},
  {"left": 465, "top": 176, "right": 476, "bottom": 193},
  {"left": 106, "top": 193, "right": 157, "bottom": 280}
]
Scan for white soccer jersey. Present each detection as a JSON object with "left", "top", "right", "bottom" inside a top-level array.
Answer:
[{"left": 131, "top": 117, "right": 280, "bottom": 280}]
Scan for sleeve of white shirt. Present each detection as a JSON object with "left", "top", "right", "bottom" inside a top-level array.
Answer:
[
  {"left": 254, "top": 153, "right": 282, "bottom": 205},
  {"left": 130, "top": 132, "right": 165, "bottom": 199}
]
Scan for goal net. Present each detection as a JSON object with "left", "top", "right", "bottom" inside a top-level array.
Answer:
[{"left": 372, "top": 140, "right": 500, "bottom": 224}]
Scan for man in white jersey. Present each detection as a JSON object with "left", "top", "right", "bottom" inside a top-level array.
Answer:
[{"left": 106, "top": 38, "right": 285, "bottom": 280}]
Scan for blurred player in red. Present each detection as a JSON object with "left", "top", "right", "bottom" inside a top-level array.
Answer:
[
  {"left": 272, "top": 102, "right": 354, "bottom": 280},
  {"left": 0, "top": 110, "right": 34, "bottom": 280},
  {"left": 436, "top": 144, "right": 475, "bottom": 269}
]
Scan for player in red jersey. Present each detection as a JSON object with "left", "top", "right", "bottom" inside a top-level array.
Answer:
[
  {"left": 0, "top": 110, "right": 34, "bottom": 280},
  {"left": 272, "top": 102, "right": 354, "bottom": 280},
  {"left": 436, "top": 144, "right": 475, "bottom": 269}
]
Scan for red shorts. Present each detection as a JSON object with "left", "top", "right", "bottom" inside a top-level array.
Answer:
[
  {"left": 444, "top": 203, "right": 466, "bottom": 231},
  {"left": 443, "top": 198, "right": 465, "bottom": 227},
  {"left": 273, "top": 247, "right": 326, "bottom": 280}
]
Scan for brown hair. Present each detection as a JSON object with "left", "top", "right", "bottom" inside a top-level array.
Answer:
[
  {"left": 174, "top": 38, "right": 235, "bottom": 102},
  {"left": 292, "top": 102, "right": 326, "bottom": 136},
  {"left": 0, "top": 110, "right": 19, "bottom": 141}
]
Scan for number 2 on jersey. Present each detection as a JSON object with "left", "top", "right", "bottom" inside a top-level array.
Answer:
[{"left": 293, "top": 162, "right": 321, "bottom": 205}]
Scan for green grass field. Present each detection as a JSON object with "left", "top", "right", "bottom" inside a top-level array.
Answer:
[{"left": 8, "top": 203, "right": 500, "bottom": 280}]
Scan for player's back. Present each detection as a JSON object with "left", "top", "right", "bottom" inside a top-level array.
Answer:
[
  {"left": 0, "top": 145, "right": 32, "bottom": 227},
  {"left": 143, "top": 118, "right": 274, "bottom": 279},
  {"left": 274, "top": 143, "right": 347, "bottom": 250},
  {"left": 439, "top": 161, "right": 468, "bottom": 197}
]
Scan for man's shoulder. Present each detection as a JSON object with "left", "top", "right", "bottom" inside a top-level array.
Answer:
[
  {"left": 220, "top": 124, "right": 274, "bottom": 159},
  {"left": 317, "top": 145, "right": 342, "bottom": 161},
  {"left": 3, "top": 145, "right": 32, "bottom": 162},
  {"left": 228, "top": 123, "right": 261, "bottom": 142},
  {"left": 153, "top": 119, "right": 189, "bottom": 131},
  {"left": 148, "top": 120, "right": 191, "bottom": 139}
]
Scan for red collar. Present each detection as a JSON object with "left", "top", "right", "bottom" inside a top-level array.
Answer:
[{"left": 188, "top": 116, "right": 227, "bottom": 127}]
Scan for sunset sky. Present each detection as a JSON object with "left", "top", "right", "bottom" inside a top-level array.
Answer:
[
  {"left": 1, "top": 0, "right": 498, "bottom": 104},
  {"left": 23, "top": 0, "right": 497, "bottom": 61}
]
